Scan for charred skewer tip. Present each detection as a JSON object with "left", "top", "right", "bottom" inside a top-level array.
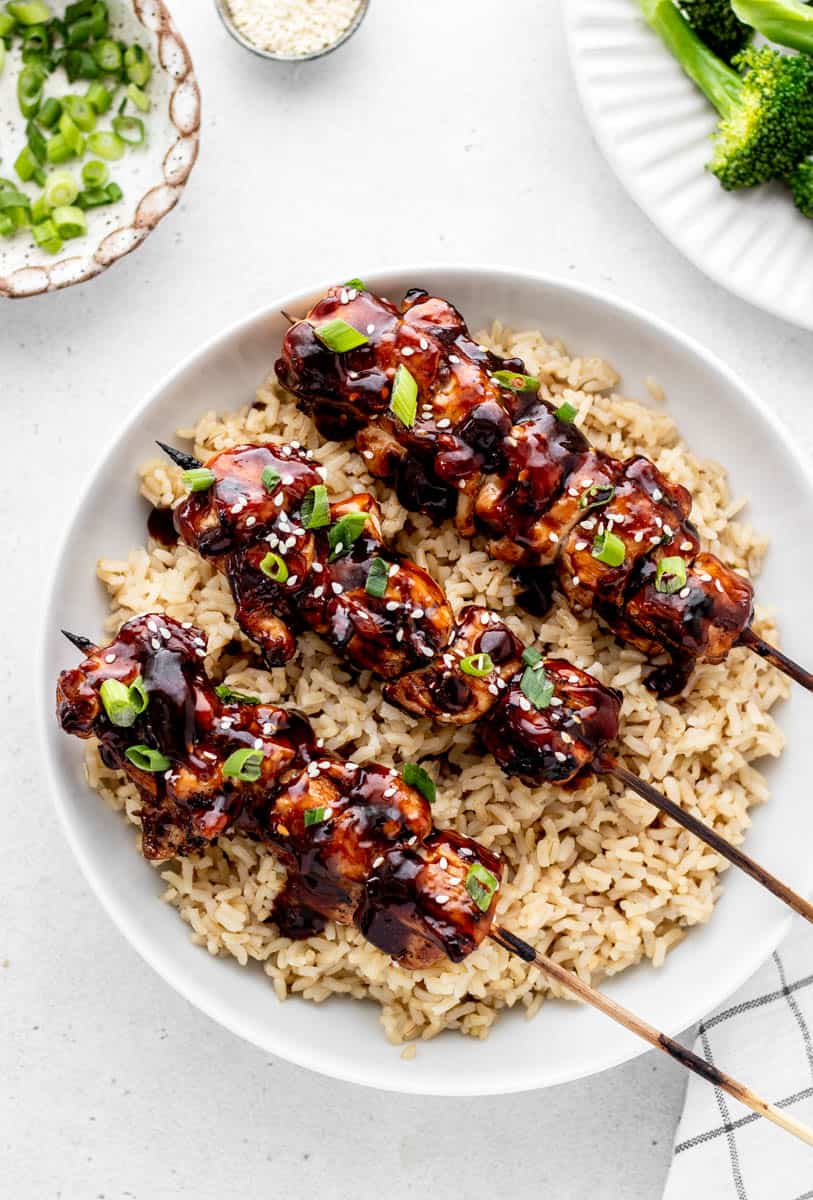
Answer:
[
  {"left": 61, "top": 630, "right": 96, "bottom": 654},
  {"left": 155, "top": 441, "right": 203, "bottom": 471},
  {"left": 740, "top": 626, "right": 813, "bottom": 694},
  {"left": 280, "top": 310, "right": 296, "bottom": 326}
]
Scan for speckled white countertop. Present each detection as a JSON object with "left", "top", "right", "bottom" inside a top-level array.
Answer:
[{"left": 3, "top": 2, "right": 813, "bottom": 1196}]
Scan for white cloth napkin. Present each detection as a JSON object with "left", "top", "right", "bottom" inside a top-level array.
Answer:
[{"left": 663, "top": 919, "right": 813, "bottom": 1199}]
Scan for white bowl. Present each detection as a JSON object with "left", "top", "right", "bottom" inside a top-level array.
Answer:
[
  {"left": 564, "top": 0, "right": 813, "bottom": 332},
  {"left": 0, "top": 0, "right": 200, "bottom": 298},
  {"left": 38, "top": 265, "right": 813, "bottom": 1095}
]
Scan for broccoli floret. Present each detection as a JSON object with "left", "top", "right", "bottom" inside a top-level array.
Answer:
[
  {"left": 640, "top": 0, "right": 813, "bottom": 189},
  {"left": 732, "top": 0, "right": 813, "bottom": 55},
  {"left": 680, "top": 0, "right": 752, "bottom": 62},
  {"left": 788, "top": 159, "right": 813, "bottom": 218}
]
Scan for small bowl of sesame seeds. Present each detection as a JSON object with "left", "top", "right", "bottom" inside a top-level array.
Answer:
[{"left": 214, "top": 0, "right": 370, "bottom": 62}]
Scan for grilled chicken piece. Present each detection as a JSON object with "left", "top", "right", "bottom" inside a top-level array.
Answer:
[
  {"left": 267, "top": 760, "right": 432, "bottom": 936},
  {"left": 173, "top": 443, "right": 454, "bottom": 677},
  {"left": 56, "top": 615, "right": 315, "bottom": 859},
  {"left": 625, "top": 551, "right": 754, "bottom": 665},
  {"left": 384, "top": 605, "right": 523, "bottom": 725},
  {"left": 357, "top": 829, "right": 502, "bottom": 968},
  {"left": 480, "top": 659, "right": 622, "bottom": 784}
]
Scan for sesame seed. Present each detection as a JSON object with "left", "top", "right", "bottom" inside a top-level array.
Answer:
[
  {"left": 331, "top": 582, "right": 343, "bottom": 595},
  {"left": 681, "top": 541, "right": 693, "bottom": 552},
  {"left": 160, "top": 627, "right": 171, "bottom": 641},
  {"left": 459, "top": 481, "right": 466, "bottom": 490},
  {"left": 715, "top": 579, "right": 724, "bottom": 593},
  {"left": 195, "top": 649, "right": 206, "bottom": 658},
  {"left": 568, "top": 487, "right": 578, "bottom": 497},
  {"left": 389, "top": 564, "right": 399, "bottom": 576},
  {"left": 220, "top": 717, "right": 233, "bottom": 729},
  {"left": 549, "top": 532, "right": 559, "bottom": 544},
  {"left": 290, "top": 441, "right": 301, "bottom": 449},
  {"left": 333, "top": 542, "right": 344, "bottom": 556},
  {"left": 253, "top": 738, "right": 263, "bottom": 750},
  {"left": 366, "top": 323, "right": 375, "bottom": 335},
  {"left": 679, "top": 587, "right": 691, "bottom": 598},
  {"left": 386, "top": 600, "right": 399, "bottom": 611},
  {"left": 437, "top": 418, "right": 451, "bottom": 429},
  {"left": 435, "top": 894, "right": 449, "bottom": 905},
  {"left": 395, "top": 629, "right": 404, "bottom": 642},
  {"left": 339, "top": 288, "right": 348, "bottom": 304},
  {"left": 649, "top": 536, "right": 661, "bottom": 544},
  {"left": 246, "top": 516, "right": 256, "bottom": 528},
  {"left": 104, "top": 653, "right": 116, "bottom": 663},
  {"left": 151, "top": 638, "right": 161, "bottom": 651},
  {"left": 634, "top": 532, "right": 644, "bottom": 543},
  {"left": 488, "top": 684, "right": 498, "bottom": 695},
  {"left": 480, "top": 613, "right": 489, "bottom": 626},
  {"left": 663, "top": 524, "right": 672, "bottom": 537},
  {"left": 413, "top": 608, "right": 424, "bottom": 619},
  {"left": 449, "top": 354, "right": 460, "bottom": 364},
  {"left": 554, "top": 751, "right": 567, "bottom": 763},
  {"left": 561, "top": 732, "right": 573, "bottom": 745},
  {"left": 274, "top": 493, "right": 284, "bottom": 506},
  {"left": 653, "top": 488, "right": 663, "bottom": 501},
  {"left": 459, "top": 847, "right": 473, "bottom": 857},
  {"left": 401, "top": 347, "right": 414, "bottom": 357},
  {"left": 383, "top": 787, "right": 396, "bottom": 797},
  {"left": 287, "top": 575, "right": 298, "bottom": 587},
  {"left": 373, "top": 855, "right": 384, "bottom": 868},
  {"left": 443, "top": 656, "right": 454, "bottom": 668},
  {"left": 654, "top": 517, "right": 663, "bottom": 528},
  {"left": 147, "top": 619, "right": 158, "bottom": 634},
  {"left": 316, "top": 738, "right": 324, "bottom": 748},
  {"left": 408, "top": 836, "right": 417, "bottom": 846},
  {"left": 323, "top": 808, "right": 333, "bottom": 820},
  {"left": 313, "top": 586, "right": 324, "bottom": 598},
  {"left": 699, "top": 572, "right": 712, "bottom": 583},
  {"left": 182, "top": 622, "right": 192, "bottom": 629},
  {"left": 572, "top": 575, "right": 580, "bottom": 586},
  {"left": 439, "top": 857, "right": 448, "bottom": 869},
  {"left": 582, "top": 478, "right": 593, "bottom": 488},
  {"left": 519, "top": 697, "right": 531, "bottom": 712},
  {"left": 262, "top": 723, "right": 273, "bottom": 736},
  {"left": 267, "top": 533, "right": 279, "bottom": 548},
  {"left": 575, "top": 541, "right": 587, "bottom": 551},
  {"left": 362, "top": 451, "right": 374, "bottom": 460}
]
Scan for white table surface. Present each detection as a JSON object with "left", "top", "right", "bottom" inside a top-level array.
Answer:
[{"left": 3, "top": 2, "right": 813, "bottom": 1196}]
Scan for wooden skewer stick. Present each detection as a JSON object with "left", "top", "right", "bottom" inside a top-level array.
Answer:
[
  {"left": 740, "top": 626, "right": 813, "bottom": 693},
  {"left": 490, "top": 925, "right": 813, "bottom": 1147},
  {"left": 597, "top": 755, "right": 813, "bottom": 925}
]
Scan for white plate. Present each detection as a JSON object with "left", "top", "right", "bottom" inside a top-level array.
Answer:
[
  {"left": 563, "top": 0, "right": 813, "bottom": 331},
  {"left": 38, "top": 265, "right": 813, "bottom": 1095},
  {"left": 0, "top": 0, "right": 200, "bottom": 298}
]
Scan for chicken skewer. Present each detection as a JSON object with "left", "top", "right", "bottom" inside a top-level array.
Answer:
[
  {"left": 149, "top": 440, "right": 813, "bottom": 925},
  {"left": 55, "top": 615, "right": 813, "bottom": 1147},
  {"left": 274, "top": 282, "right": 812, "bottom": 699}
]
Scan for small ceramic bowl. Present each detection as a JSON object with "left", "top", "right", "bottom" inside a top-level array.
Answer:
[
  {"left": 0, "top": 0, "right": 201, "bottom": 299},
  {"left": 213, "top": 0, "right": 370, "bottom": 62}
]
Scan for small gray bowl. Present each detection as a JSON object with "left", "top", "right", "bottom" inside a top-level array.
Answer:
[{"left": 214, "top": 0, "right": 370, "bottom": 62}]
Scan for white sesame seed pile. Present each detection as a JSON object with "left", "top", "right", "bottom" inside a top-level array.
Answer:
[{"left": 227, "top": 0, "right": 362, "bottom": 57}]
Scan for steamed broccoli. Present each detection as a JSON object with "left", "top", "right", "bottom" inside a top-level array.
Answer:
[
  {"left": 732, "top": 0, "right": 813, "bottom": 54},
  {"left": 640, "top": 0, "right": 813, "bottom": 189},
  {"left": 680, "top": 0, "right": 752, "bottom": 62},
  {"left": 788, "top": 159, "right": 813, "bottom": 218}
]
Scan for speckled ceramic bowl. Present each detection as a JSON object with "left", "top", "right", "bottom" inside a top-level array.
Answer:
[{"left": 0, "top": 0, "right": 200, "bottom": 298}]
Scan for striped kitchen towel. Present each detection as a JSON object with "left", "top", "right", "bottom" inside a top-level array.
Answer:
[{"left": 663, "top": 919, "right": 813, "bottom": 1199}]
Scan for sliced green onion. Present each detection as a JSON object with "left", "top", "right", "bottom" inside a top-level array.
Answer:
[
  {"left": 64, "top": 47, "right": 99, "bottom": 81},
  {"left": 65, "top": 0, "right": 97, "bottom": 21},
  {"left": 7, "top": 2, "right": 52, "bottom": 26},
  {"left": 465, "top": 862, "right": 499, "bottom": 912},
  {"left": 521, "top": 646, "right": 543, "bottom": 668},
  {"left": 460, "top": 652, "right": 494, "bottom": 677},
  {"left": 0, "top": 14, "right": 17, "bottom": 38},
  {"left": 402, "top": 762, "right": 436, "bottom": 805},
  {"left": 181, "top": 466, "right": 216, "bottom": 492},
  {"left": 0, "top": 188, "right": 30, "bottom": 210},
  {"left": 75, "top": 185, "right": 110, "bottom": 208},
  {"left": 104, "top": 180, "right": 122, "bottom": 202},
  {"left": 655, "top": 556, "right": 688, "bottom": 595},
  {"left": 38, "top": 96, "right": 62, "bottom": 127},
  {"left": 46, "top": 133, "right": 73, "bottom": 163},
  {"left": 67, "top": 1, "right": 107, "bottom": 44},
  {"left": 591, "top": 530, "right": 626, "bottom": 568},
  {"left": 0, "top": 213, "right": 15, "bottom": 237},
  {"left": 214, "top": 684, "right": 260, "bottom": 705},
  {"left": 304, "top": 805, "right": 327, "bottom": 827},
  {"left": 554, "top": 400, "right": 578, "bottom": 423},
  {"left": 30, "top": 193, "right": 49, "bottom": 223},
  {"left": 129, "top": 676, "right": 148, "bottom": 714},
  {"left": 26, "top": 117, "right": 47, "bottom": 162},
  {"left": 99, "top": 678, "right": 136, "bottom": 727},
  {"left": 344, "top": 276, "right": 365, "bottom": 290},
  {"left": 259, "top": 551, "right": 289, "bottom": 583},
  {"left": 14, "top": 145, "right": 40, "bottom": 181},
  {"left": 86, "top": 129, "right": 124, "bottom": 160},
  {"left": 124, "top": 43, "right": 151, "bottom": 87},
  {"left": 44, "top": 168, "right": 78, "bottom": 208},
  {"left": 125, "top": 744, "right": 171, "bottom": 772},
  {"left": 51, "top": 204, "right": 86, "bottom": 239},
  {"left": 112, "top": 114, "right": 144, "bottom": 145},
  {"left": 261, "top": 465, "right": 280, "bottom": 493},
  {"left": 17, "top": 65, "right": 44, "bottom": 117},
  {"left": 301, "top": 483, "right": 330, "bottom": 529},
  {"left": 492, "top": 370, "right": 540, "bottom": 393},
  {"left": 390, "top": 363, "right": 417, "bottom": 428},
  {"left": 313, "top": 317, "right": 368, "bottom": 353},
  {"left": 364, "top": 557, "right": 389, "bottom": 599},
  {"left": 85, "top": 80, "right": 111, "bottom": 114},
  {"left": 91, "top": 36, "right": 120, "bottom": 72},
  {"left": 578, "top": 483, "right": 615, "bottom": 512},
  {"left": 31, "top": 217, "right": 61, "bottom": 253},
  {"left": 222, "top": 747, "right": 263, "bottom": 781},
  {"left": 520, "top": 662, "right": 554, "bottom": 710},
  {"left": 328, "top": 511, "right": 368, "bottom": 561},
  {"left": 81, "top": 158, "right": 108, "bottom": 188},
  {"left": 64, "top": 95, "right": 96, "bottom": 131},
  {"left": 58, "top": 111, "right": 85, "bottom": 155},
  {"left": 126, "top": 82, "right": 150, "bottom": 112}
]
